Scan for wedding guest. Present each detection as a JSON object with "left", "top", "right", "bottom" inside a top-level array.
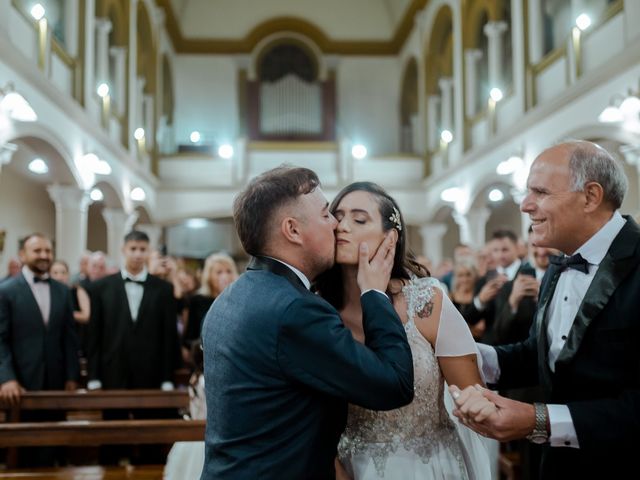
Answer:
[{"left": 452, "top": 141, "right": 639, "bottom": 480}]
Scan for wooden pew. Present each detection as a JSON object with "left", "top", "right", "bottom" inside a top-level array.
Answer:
[
  {"left": 0, "top": 419, "right": 205, "bottom": 447},
  {"left": 0, "top": 390, "right": 198, "bottom": 468},
  {"left": 0, "top": 389, "right": 190, "bottom": 418}
]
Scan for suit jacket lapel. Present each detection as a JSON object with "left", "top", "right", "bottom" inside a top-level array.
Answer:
[
  {"left": 536, "top": 265, "right": 561, "bottom": 391},
  {"left": 117, "top": 276, "right": 135, "bottom": 323},
  {"left": 247, "top": 256, "right": 309, "bottom": 294},
  {"left": 556, "top": 217, "right": 640, "bottom": 366},
  {"left": 136, "top": 278, "right": 152, "bottom": 324},
  {"left": 17, "top": 274, "right": 47, "bottom": 328}
]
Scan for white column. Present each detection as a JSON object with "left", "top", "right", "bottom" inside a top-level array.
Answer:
[
  {"left": 82, "top": 0, "right": 97, "bottom": 118},
  {"left": 453, "top": 207, "right": 491, "bottom": 250},
  {"left": 102, "top": 209, "right": 138, "bottom": 266},
  {"left": 419, "top": 223, "right": 448, "bottom": 267},
  {"left": 109, "top": 46, "right": 127, "bottom": 115},
  {"left": 136, "top": 77, "right": 146, "bottom": 137},
  {"left": 464, "top": 49, "right": 483, "bottom": 117},
  {"left": 414, "top": 61, "right": 426, "bottom": 154},
  {"left": 127, "top": 0, "right": 139, "bottom": 153},
  {"left": 63, "top": 0, "right": 79, "bottom": 57},
  {"left": 136, "top": 224, "right": 163, "bottom": 250},
  {"left": 47, "top": 185, "right": 91, "bottom": 272},
  {"left": 438, "top": 77, "right": 454, "bottom": 134},
  {"left": 427, "top": 94, "right": 441, "bottom": 152},
  {"left": 0, "top": 0, "right": 10, "bottom": 31},
  {"left": 143, "top": 93, "right": 154, "bottom": 149},
  {"left": 484, "top": 21, "right": 509, "bottom": 91},
  {"left": 528, "top": 0, "right": 544, "bottom": 64},
  {"left": 511, "top": 0, "right": 526, "bottom": 115},
  {"left": 94, "top": 18, "right": 112, "bottom": 89}
]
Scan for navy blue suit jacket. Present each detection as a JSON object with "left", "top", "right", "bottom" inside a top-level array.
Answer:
[
  {"left": 0, "top": 273, "right": 79, "bottom": 389},
  {"left": 201, "top": 257, "right": 414, "bottom": 479}
]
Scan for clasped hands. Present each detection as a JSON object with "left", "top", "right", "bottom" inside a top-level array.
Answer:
[{"left": 448, "top": 384, "right": 537, "bottom": 442}]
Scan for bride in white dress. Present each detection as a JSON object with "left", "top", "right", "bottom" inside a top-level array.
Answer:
[{"left": 315, "top": 182, "right": 493, "bottom": 480}]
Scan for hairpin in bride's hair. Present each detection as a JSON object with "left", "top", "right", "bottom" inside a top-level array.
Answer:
[{"left": 389, "top": 207, "right": 402, "bottom": 231}]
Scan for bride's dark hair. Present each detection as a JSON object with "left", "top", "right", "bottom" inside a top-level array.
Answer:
[{"left": 314, "top": 181, "right": 428, "bottom": 310}]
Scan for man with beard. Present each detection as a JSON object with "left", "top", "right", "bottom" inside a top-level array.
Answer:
[{"left": 0, "top": 233, "right": 79, "bottom": 465}]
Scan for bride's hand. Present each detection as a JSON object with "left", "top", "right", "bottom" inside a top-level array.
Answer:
[{"left": 449, "top": 384, "right": 497, "bottom": 423}]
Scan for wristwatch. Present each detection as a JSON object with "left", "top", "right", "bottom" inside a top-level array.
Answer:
[{"left": 526, "top": 403, "right": 549, "bottom": 444}]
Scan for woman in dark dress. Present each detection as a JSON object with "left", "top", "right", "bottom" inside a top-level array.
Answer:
[
  {"left": 449, "top": 260, "right": 485, "bottom": 340},
  {"left": 183, "top": 253, "right": 238, "bottom": 351}
]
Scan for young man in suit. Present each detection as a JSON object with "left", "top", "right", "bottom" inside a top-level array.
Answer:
[
  {"left": 452, "top": 141, "right": 639, "bottom": 479},
  {"left": 0, "top": 233, "right": 79, "bottom": 465},
  {"left": 87, "top": 230, "right": 178, "bottom": 390},
  {"left": 201, "top": 166, "right": 414, "bottom": 479}
]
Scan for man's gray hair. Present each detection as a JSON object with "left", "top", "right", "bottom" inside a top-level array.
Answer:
[{"left": 565, "top": 140, "right": 628, "bottom": 209}]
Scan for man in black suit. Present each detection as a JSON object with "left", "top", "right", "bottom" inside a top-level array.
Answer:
[
  {"left": 474, "top": 229, "right": 535, "bottom": 344},
  {"left": 452, "top": 141, "right": 639, "bottom": 479},
  {"left": 0, "top": 233, "right": 79, "bottom": 466},
  {"left": 87, "top": 231, "right": 178, "bottom": 390},
  {"left": 201, "top": 166, "right": 414, "bottom": 479},
  {"left": 0, "top": 233, "right": 79, "bottom": 402}
]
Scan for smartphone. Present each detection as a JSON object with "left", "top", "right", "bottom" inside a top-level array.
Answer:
[{"left": 485, "top": 269, "right": 498, "bottom": 281}]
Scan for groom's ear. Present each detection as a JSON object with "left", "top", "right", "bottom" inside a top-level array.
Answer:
[{"left": 281, "top": 216, "right": 304, "bottom": 246}]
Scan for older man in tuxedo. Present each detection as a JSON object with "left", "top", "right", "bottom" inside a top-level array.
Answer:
[
  {"left": 201, "top": 166, "right": 414, "bottom": 479},
  {"left": 451, "top": 141, "right": 639, "bottom": 479}
]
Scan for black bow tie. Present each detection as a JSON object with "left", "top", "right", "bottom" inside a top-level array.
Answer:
[
  {"left": 549, "top": 253, "right": 590, "bottom": 274},
  {"left": 125, "top": 277, "right": 145, "bottom": 285},
  {"left": 33, "top": 276, "right": 50, "bottom": 283}
]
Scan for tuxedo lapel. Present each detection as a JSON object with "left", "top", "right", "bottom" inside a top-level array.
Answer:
[
  {"left": 17, "top": 275, "right": 47, "bottom": 329},
  {"left": 116, "top": 276, "right": 134, "bottom": 322},
  {"left": 136, "top": 278, "right": 153, "bottom": 325},
  {"left": 536, "top": 265, "right": 561, "bottom": 390},
  {"left": 556, "top": 218, "right": 640, "bottom": 366},
  {"left": 247, "top": 256, "right": 309, "bottom": 294}
]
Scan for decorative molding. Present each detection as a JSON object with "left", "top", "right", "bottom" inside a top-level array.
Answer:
[{"left": 154, "top": 0, "right": 430, "bottom": 55}]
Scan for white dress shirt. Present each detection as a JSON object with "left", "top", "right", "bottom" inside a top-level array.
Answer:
[
  {"left": 479, "top": 211, "right": 626, "bottom": 449},
  {"left": 88, "top": 267, "right": 173, "bottom": 391},
  {"left": 22, "top": 265, "right": 51, "bottom": 325},
  {"left": 122, "top": 268, "right": 148, "bottom": 322},
  {"left": 497, "top": 258, "right": 522, "bottom": 281}
]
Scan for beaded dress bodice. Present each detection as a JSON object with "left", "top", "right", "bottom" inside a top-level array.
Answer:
[{"left": 337, "top": 277, "right": 467, "bottom": 477}]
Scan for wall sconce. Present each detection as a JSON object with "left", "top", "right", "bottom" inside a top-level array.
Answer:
[{"left": 0, "top": 83, "right": 37, "bottom": 122}]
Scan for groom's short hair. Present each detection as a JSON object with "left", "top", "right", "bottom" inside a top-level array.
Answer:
[{"left": 233, "top": 165, "right": 320, "bottom": 256}]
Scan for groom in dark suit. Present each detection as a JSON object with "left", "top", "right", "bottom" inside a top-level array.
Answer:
[
  {"left": 451, "top": 141, "right": 640, "bottom": 479},
  {"left": 201, "top": 166, "right": 414, "bottom": 479}
]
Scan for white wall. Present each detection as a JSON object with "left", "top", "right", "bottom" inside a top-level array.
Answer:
[
  {"left": 337, "top": 57, "right": 400, "bottom": 156},
  {"left": 175, "top": 0, "right": 396, "bottom": 39},
  {"left": 173, "top": 55, "right": 239, "bottom": 146},
  {"left": 0, "top": 168, "right": 55, "bottom": 274}
]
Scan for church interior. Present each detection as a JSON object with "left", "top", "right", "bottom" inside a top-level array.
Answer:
[{"left": 0, "top": 0, "right": 639, "bottom": 478}]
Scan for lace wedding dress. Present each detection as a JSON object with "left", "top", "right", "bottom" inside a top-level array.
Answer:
[{"left": 338, "top": 277, "right": 492, "bottom": 479}]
